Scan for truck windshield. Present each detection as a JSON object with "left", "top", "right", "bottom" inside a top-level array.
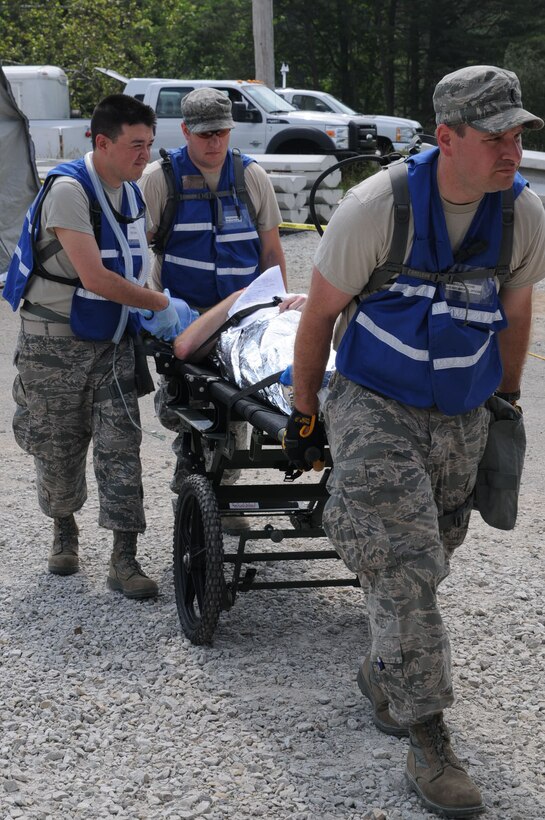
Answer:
[
  {"left": 244, "top": 84, "right": 295, "bottom": 114},
  {"left": 323, "top": 94, "right": 356, "bottom": 115}
]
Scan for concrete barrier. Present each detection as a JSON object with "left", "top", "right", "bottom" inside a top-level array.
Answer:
[{"left": 248, "top": 154, "right": 343, "bottom": 225}]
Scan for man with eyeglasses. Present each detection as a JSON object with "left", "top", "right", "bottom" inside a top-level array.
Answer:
[
  {"left": 141, "top": 87, "right": 286, "bottom": 305},
  {"left": 3, "top": 94, "right": 182, "bottom": 598},
  {"left": 140, "top": 87, "right": 287, "bottom": 490}
]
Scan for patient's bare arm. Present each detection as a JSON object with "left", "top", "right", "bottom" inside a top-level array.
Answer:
[{"left": 172, "top": 291, "right": 242, "bottom": 362}]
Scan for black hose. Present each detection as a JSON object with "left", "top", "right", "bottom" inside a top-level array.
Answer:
[
  {"left": 309, "top": 154, "right": 389, "bottom": 236},
  {"left": 309, "top": 134, "right": 438, "bottom": 236}
]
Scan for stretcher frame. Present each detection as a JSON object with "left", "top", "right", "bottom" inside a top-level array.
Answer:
[{"left": 151, "top": 344, "right": 360, "bottom": 645}]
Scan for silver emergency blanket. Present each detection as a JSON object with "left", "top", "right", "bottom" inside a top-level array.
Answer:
[{"left": 215, "top": 306, "right": 336, "bottom": 415}]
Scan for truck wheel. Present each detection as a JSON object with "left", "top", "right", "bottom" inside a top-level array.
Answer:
[
  {"left": 377, "top": 137, "right": 394, "bottom": 156},
  {"left": 274, "top": 139, "right": 322, "bottom": 154},
  {"left": 173, "top": 474, "right": 225, "bottom": 645}
]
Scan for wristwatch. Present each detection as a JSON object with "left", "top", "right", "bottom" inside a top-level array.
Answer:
[{"left": 494, "top": 388, "right": 521, "bottom": 404}]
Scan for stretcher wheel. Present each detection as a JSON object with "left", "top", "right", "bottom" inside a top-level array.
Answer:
[{"left": 173, "top": 474, "right": 225, "bottom": 645}]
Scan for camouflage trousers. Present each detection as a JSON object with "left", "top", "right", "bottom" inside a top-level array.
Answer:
[
  {"left": 322, "top": 373, "right": 490, "bottom": 725},
  {"left": 12, "top": 330, "right": 145, "bottom": 532}
]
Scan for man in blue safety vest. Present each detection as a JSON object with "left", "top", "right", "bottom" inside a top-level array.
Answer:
[
  {"left": 140, "top": 87, "right": 286, "bottom": 490},
  {"left": 283, "top": 65, "right": 545, "bottom": 817},
  {"left": 4, "top": 94, "right": 183, "bottom": 599}
]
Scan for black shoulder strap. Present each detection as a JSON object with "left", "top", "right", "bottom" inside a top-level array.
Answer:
[
  {"left": 363, "top": 161, "right": 410, "bottom": 295},
  {"left": 33, "top": 172, "right": 101, "bottom": 284},
  {"left": 38, "top": 196, "right": 102, "bottom": 267},
  {"left": 363, "top": 161, "right": 517, "bottom": 295},
  {"left": 152, "top": 148, "right": 178, "bottom": 254},
  {"left": 387, "top": 161, "right": 411, "bottom": 265},
  {"left": 496, "top": 186, "right": 515, "bottom": 285},
  {"left": 231, "top": 148, "right": 258, "bottom": 228},
  {"left": 152, "top": 147, "right": 258, "bottom": 249},
  {"left": 31, "top": 176, "right": 83, "bottom": 288}
]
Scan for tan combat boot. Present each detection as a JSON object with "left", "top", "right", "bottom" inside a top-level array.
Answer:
[
  {"left": 406, "top": 713, "right": 484, "bottom": 817},
  {"left": 48, "top": 515, "right": 79, "bottom": 575},
  {"left": 356, "top": 655, "right": 409, "bottom": 738},
  {"left": 107, "top": 531, "right": 158, "bottom": 599}
]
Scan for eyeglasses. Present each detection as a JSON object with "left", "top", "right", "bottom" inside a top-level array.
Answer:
[{"left": 194, "top": 128, "right": 232, "bottom": 140}]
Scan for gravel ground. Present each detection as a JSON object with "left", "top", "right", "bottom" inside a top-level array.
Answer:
[{"left": 1, "top": 229, "right": 544, "bottom": 820}]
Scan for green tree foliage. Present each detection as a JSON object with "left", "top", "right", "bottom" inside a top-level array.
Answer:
[
  {"left": 504, "top": 39, "right": 545, "bottom": 151},
  {"left": 0, "top": 0, "right": 156, "bottom": 113},
  {"left": 273, "top": 0, "right": 545, "bottom": 147},
  {"left": 144, "top": 0, "right": 254, "bottom": 79},
  {"left": 0, "top": 0, "right": 256, "bottom": 112}
]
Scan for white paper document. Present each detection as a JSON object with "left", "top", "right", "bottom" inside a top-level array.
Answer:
[{"left": 227, "top": 265, "right": 287, "bottom": 327}]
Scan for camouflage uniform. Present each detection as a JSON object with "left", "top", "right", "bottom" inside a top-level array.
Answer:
[
  {"left": 322, "top": 372, "right": 490, "bottom": 725},
  {"left": 12, "top": 328, "right": 145, "bottom": 532}
]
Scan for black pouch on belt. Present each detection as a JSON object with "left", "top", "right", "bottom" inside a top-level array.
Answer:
[
  {"left": 473, "top": 394, "right": 526, "bottom": 530},
  {"left": 133, "top": 332, "right": 156, "bottom": 397}
]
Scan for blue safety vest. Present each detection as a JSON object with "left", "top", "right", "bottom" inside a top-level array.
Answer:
[
  {"left": 159, "top": 147, "right": 261, "bottom": 309},
  {"left": 336, "top": 149, "right": 527, "bottom": 415},
  {"left": 3, "top": 159, "right": 145, "bottom": 342}
]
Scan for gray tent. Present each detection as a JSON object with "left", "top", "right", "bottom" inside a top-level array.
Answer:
[{"left": 0, "top": 65, "right": 40, "bottom": 273}]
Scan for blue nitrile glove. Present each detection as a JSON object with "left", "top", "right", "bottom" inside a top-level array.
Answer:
[
  {"left": 279, "top": 364, "right": 293, "bottom": 386},
  {"left": 170, "top": 297, "right": 200, "bottom": 332},
  {"left": 139, "top": 289, "right": 183, "bottom": 341}
]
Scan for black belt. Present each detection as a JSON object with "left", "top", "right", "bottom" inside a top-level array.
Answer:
[{"left": 94, "top": 378, "right": 136, "bottom": 403}]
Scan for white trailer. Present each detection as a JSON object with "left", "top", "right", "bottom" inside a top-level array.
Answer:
[
  {"left": 2, "top": 65, "right": 71, "bottom": 119},
  {"left": 2, "top": 65, "right": 92, "bottom": 160}
]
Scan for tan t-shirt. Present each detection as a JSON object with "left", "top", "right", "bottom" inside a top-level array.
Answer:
[
  {"left": 139, "top": 155, "right": 282, "bottom": 292},
  {"left": 22, "top": 175, "right": 150, "bottom": 320},
  {"left": 314, "top": 165, "right": 545, "bottom": 346}
]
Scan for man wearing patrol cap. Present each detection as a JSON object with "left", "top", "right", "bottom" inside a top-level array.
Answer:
[
  {"left": 141, "top": 86, "right": 286, "bottom": 309},
  {"left": 433, "top": 65, "right": 543, "bottom": 134},
  {"left": 140, "top": 86, "right": 286, "bottom": 490},
  {"left": 284, "top": 65, "right": 545, "bottom": 817}
]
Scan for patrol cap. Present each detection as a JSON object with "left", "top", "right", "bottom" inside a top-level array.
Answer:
[
  {"left": 181, "top": 88, "right": 235, "bottom": 133},
  {"left": 433, "top": 65, "right": 544, "bottom": 133}
]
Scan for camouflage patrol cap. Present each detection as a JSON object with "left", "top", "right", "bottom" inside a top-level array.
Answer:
[
  {"left": 434, "top": 65, "right": 543, "bottom": 132},
  {"left": 181, "top": 88, "right": 235, "bottom": 133}
]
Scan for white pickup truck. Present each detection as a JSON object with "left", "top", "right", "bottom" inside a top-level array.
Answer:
[
  {"left": 118, "top": 75, "right": 377, "bottom": 161},
  {"left": 2, "top": 65, "right": 92, "bottom": 161},
  {"left": 275, "top": 88, "right": 423, "bottom": 155}
]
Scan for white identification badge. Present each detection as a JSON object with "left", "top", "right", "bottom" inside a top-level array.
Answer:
[{"left": 127, "top": 220, "right": 143, "bottom": 243}]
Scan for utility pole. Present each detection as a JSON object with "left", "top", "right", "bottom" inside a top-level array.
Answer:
[{"left": 252, "top": 0, "right": 275, "bottom": 89}]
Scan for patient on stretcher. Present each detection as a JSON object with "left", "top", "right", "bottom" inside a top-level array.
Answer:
[{"left": 169, "top": 269, "right": 335, "bottom": 415}]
